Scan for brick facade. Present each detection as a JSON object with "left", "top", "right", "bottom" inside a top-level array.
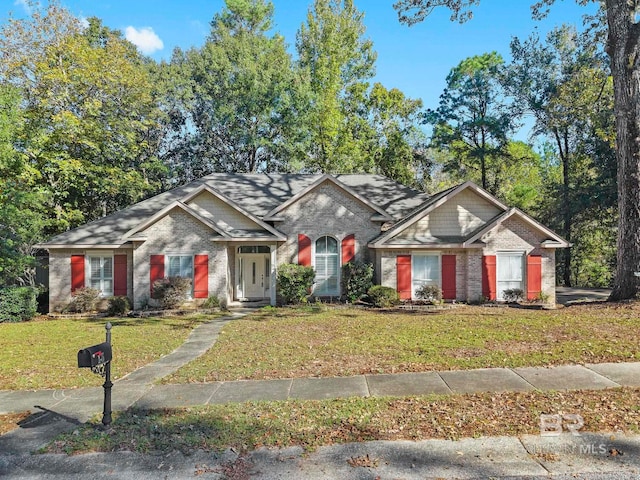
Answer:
[
  {"left": 132, "top": 209, "right": 228, "bottom": 309},
  {"left": 274, "top": 181, "right": 385, "bottom": 288},
  {"left": 44, "top": 177, "right": 564, "bottom": 311},
  {"left": 377, "top": 215, "right": 557, "bottom": 305}
]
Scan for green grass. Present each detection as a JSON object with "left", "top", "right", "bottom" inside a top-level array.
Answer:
[
  {"left": 0, "top": 314, "right": 217, "bottom": 390},
  {"left": 165, "top": 303, "right": 640, "bottom": 383},
  {"left": 44, "top": 387, "right": 640, "bottom": 454}
]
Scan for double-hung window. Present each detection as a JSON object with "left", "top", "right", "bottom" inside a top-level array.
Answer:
[
  {"left": 496, "top": 253, "right": 524, "bottom": 300},
  {"left": 167, "top": 255, "right": 194, "bottom": 296},
  {"left": 89, "top": 256, "right": 113, "bottom": 297},
  {"left": 412, "top": 254, "right": 440, "bottom": 297},
  {"left": 167, "top": 255, "right": 193, "bottom": 279}
]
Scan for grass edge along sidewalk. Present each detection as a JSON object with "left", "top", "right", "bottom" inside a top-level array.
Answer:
[{"left": 41, "top": 386, "right": 640, "bottom": 454}]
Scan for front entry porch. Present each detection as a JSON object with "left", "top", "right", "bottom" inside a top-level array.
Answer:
[{"left": 234, "top": 245, "right": 277, "bottom": 305}]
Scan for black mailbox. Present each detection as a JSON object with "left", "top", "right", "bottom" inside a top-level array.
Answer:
[{"left": 78, "top": 342, "right": 112, "bottom": 368}]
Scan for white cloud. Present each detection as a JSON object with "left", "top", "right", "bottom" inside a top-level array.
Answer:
[
  {"left": 124, "top": 26, "right": 164, "bottom": 55},
  {"left": 14, "top": 0, "right": 32, "bottom": 15}
]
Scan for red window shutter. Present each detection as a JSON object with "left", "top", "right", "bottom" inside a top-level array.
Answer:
[
  {"left": 527, "top": 255, "right": 542, "bottom": 300},
  {"left": 71, "top": 255, "right": 85, "bottom": 292},
  {"left": 113, "top": 255, "right": 128, "bottom": 296},
  {"left": 397, "top": 255, "right": 412, "bottom": 300},
  {"left": 194, "top": 254, "right": 209, "bottom": 299},
  {"left": 342, "top": 234, "right": 355, "bottom": 264},
  {"left": 298, "top": 234, "right": 312, "bottom": 267},
  {"left": 482, "top": 255, "right": 497, "bottom": 300},
  {"left": 442, "top": 254, "right": 457, "bottom": 300},
  {"left": 150, "top": 255, "right": 165, "bottom": 294}
]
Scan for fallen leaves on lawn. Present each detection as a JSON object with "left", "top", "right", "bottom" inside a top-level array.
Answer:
[
  {"left": 0, "top": 412, "right": 31, "bottom": 436},
  {"left": 347, "top": 453, "right": 379, "bottom": 468}
]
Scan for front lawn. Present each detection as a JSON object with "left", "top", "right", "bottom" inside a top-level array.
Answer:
[
  {"left": 0, "top": 314, "right": 215, "bottom": 390},
  {"left": 45, "top": 387, "right": 640, "bottom": 454},
  {"left": 165, "top": 303, "right": 640, "bottom": 383}
]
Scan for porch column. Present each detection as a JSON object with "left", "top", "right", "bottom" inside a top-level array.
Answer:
[{"left": 270, "top": 243, "right": 277, "bottom": 306}]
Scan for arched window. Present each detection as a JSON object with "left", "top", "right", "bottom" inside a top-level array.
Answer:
[{"left": 315, "top": 236, "right": 339, "bottom": 296}]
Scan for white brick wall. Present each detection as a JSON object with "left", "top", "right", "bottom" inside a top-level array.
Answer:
[
  {"left": 274, "top": 181, "right": 384, "bottom": 270},
  {"left": 132, "top": 208, "right": 228, "bottom": 309},
  {"left": 48, "top": 248, "right": 133, "bottom": 312},
  {"left": 377, "top": 215, "right": 558, "bottom": 304},
  {"left": 481, "top": 217, "right": 556, "bottom": 304}
]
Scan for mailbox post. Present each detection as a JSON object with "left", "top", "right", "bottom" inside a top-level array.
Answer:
[{"left": 77, "top": 322, "right": 113, "bottom": 426}]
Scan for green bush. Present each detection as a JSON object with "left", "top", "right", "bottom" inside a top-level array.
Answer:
[
  {"left": 502, "top": 288, "right": 524, "bottom": 303},
  {"left": 202, "top": 295, "right": 220, "bottom": 309},
  {"left": 342, "top": 261, "right": 373, "bottom": 303},
  {"left": 107, "top": 296, "right": 131, "bottom": 316},
  {"left": 415, "top": 284, "right": 443, "bottom": 304},
  {"left": 0, "top": 286, "right": 38, "bottom": 322},
  {"left": 66, "top": 287, "right": 101, "bottom": 313},
  {"left": 276, "top": 264, "right": 315, "bottom": 305},
  {"left": 152, "top": 276, "right": 192, "bottom": 309},
  {"left": 367, "top": 285, "right": 399, "bottom": 308}
]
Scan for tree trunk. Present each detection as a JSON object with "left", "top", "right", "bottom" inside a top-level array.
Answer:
[
  {"left": 606, "top": 0, "right": 640, "bottom": 300},
  {"left": 562, "top": 131, "right": 572, "bottom": 287}
]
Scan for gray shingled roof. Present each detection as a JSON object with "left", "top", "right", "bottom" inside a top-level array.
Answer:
[{"left": 41, "top": 174, "right": 430, "bottom": 247}]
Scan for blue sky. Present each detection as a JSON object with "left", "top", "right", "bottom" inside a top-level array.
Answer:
[{"left": 5, "top": 0, "right": 597, "bottom": 115}]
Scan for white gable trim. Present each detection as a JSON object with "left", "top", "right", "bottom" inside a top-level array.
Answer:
[
  {"left": 463, "top": 207, "right": 570, "bottom": 248},
  {"left": 181, "top": 185, "right": 286, "bottom": 240},
  {"left": 370, "top": 181, "right": 507, "bottom": 247},
  {"left": 263, "top": 174, "right": 392, "bottom": 221},
  {"left": 122, "top": 201, "right": 230, "bottom": 240}
]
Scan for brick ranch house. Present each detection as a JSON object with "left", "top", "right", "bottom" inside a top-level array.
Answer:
[{"left": 38, "top": 174, "right": 569, "bottom": 311}]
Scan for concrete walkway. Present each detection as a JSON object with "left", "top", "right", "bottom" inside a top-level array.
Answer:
[{"left": 3, "top": 306, "right": 640, "bottom": 478}]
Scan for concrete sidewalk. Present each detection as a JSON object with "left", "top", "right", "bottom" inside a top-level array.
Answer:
[
  {"left": 4, "top": 362, "right": 640, "bottom": 415},
  {"left": 3, "top": 307, "right": 640, "bottom": 478}
]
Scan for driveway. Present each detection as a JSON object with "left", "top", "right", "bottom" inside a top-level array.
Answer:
[{"left": 556, "top": 286, "right": 611, "bottom": 305}]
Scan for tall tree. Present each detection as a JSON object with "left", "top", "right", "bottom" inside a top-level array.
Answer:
[
  {"left": 367, "top": 83, "right": 429, "bottom": 187},
  {"left": 0, "top": 4, "right": 166, "bottom": 232},
  {"left": 0, "top": 85, "right": 47, "bottom": 286},
  {"left": 163, "top": 0, "right": 303, "bottom": 179},
  {"left": 296, "top": 0, "right": 377, "bottom": 173},
  {"left": 507, "top": 26, "right": 615, "bottom": 286},
  {"left": 393, "top": 0, "right": 640, "bottom": 300},
  {"left": 426, "top": 52, "right": 518, "bottom": 194}
]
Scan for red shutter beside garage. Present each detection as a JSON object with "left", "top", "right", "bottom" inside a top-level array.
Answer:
[
  {"left": 397, "top": 255, "right": 412, "bottom": 300},
  {"left": 527, "top": 255, "right": 542, "bottom": 300},
  {"left": 441, "top": 254, "right": 456, "bottom": 300},
  {"left": 342, "top": 234, "right": 355, "bottom": 264},
  {"left": 150, "top": 255, "right": 165, "bottom": 294},
  {"left": 113, "top": 255, "right": 128, "bottom": 296},
  {"left": 71, "top": 255, "right": 85, "bottom": 292},
  {"left": 298, "top": 234, "right": 312, "bottom": 267},
  {"left": 194, "top": 254, "right": 209, "bottom": 299},
  {"left": 482, "top": 255, "right": 497, "bottom": 301}
]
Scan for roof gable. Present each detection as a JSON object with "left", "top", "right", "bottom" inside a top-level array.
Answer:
[
  {"left": 181, "top": 185, "right": 285, "bottom": 240},
  {"left": 371, "top": 182, "right": 507, "bottom": 246},
  {"left": 463, "top": 208, "right": 569, "bottom": 248},
  {"left": 263, "top": 174, "right": 392, "bottom": 221},
  {"left": 123, "top": 201, "right": 230, "bottom": 240}
]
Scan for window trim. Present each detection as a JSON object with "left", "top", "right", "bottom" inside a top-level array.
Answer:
[
  {"left": 411, "top": 253, "right": 442, "bottom": 299},
  {"left": 87, "top": 254, "right": 114, "bottom": 298},
  {"left": 313, "top": 235, "right": 341, "bottom": 296},
  {"left": 496, "top": 251, "right": 525, "bottom": 301},
  {"left": 165, "top": 254, "right": 195, "bottom": 297}
]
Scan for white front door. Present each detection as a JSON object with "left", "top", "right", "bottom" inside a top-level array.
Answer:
[{"left": 239, "top": 254, "right": 269, "bottom": 299}]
